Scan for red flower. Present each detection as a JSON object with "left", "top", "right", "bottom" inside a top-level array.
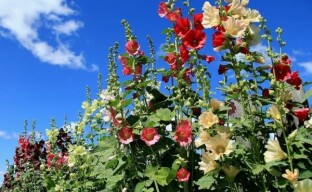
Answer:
[
  {"left": 204, "top": 55, "right": 215, "bottom": 63},
  {"left": 18, "top": 136, "right": 29, "bottom": 151},
  {"left": 179, "top": 44, "right": 189, "bottom": 64},
  {"left": 162, "top": 76, "right": 169, "bottom": 83},
  {"left": 167, "top": 8, "right": 181, "bottom": 22},
  {"left": 125, "top": 40, "right": 140, "bottom": 55},
  {"left": 174, "top": 18, "right": 190, "bottom": 37},
  {"left": 183, "top": 29, "right": 207, "bottom": 50},
  {"left": 183, "top": 68, "right": 193, "bottom": 83},
  {"left": 193, "top": 13, "right": 204, "bottom": 30},
  {"left": 174, "top": 119, "right": 192, "bottom": 147},
  {"left": 293, "top": 108, "right": 310, "bottom": 122},
  {"left": 118, "top": 127, "right": 134, "bottom": 144},
  {"left": 212, "top": 31, "right": 226, "bottom": 50},
  {"left": 140, "top": 127, "right": 160, "bottom": 146},
  {"left": 118, "top": 55, "right": 128, "bottom": 66},
  {"left": 284, "top": 71, "right": 302, "bottom": 90},
  {"left": 122, "top": 66, "right": 132, "bottom": 75},
  {"left": 262, "top": 89, "right": 270, "bottom": 97},
  {"left": 281, "top": 55, "right": 292, "bottom": 65},
  {"left": 176, "top": 168, "right": 190, "bottom": 182},
  {"left": 134, "top": 65, "right": 142, "bottom": 75},
  {"left": 218, "top": 64, "right": 228, "bottom": 74},
  {"left": 158, "top": 2, "right": 169, "bottom": 18},
  {"left": 272, "top": 63, "right": 291, "bottom": 81}
]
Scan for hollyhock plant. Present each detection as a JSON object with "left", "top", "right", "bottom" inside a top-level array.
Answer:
[
  {"left": 140, "top": 127, "right": 160, "bottom": 146},
  {"left": 2, "top": 0, "right": 312, "bottom": 191},
  {"left": 174, "top": 119, "right": 192, "bottom": 147}
]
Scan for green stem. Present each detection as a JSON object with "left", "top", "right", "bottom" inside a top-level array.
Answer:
[{"left": 154, "top": 180, "right": 160, "bottom": 192}]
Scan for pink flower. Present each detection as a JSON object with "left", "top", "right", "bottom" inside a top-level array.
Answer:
[
  {"left": 174, "top": 119, "right": 192, "bottom": 147},
  {"left": 293, "top": 108, "right": 310, "bottom": 122},
  {"left": 140, "top": 127, "right": 160, "bottom": 146},
  {"left": 176, "top": 168, "right": 190, "bottom": 182},
  {"left": 118, "top": 127, "right": 134, "bottom": 144},
  {"left": 125, "top": 40, "right": 140, "bottom": 55},
  {"left": 167, "top": 8, "right": 181, "bottom": 22}
]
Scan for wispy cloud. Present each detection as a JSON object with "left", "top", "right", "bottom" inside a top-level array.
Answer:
[
  {"left": 250, "top": 43, "right": 272, "bottom": 64},
  {"left": 0, "top": 0, "right": 91, "bottom": 69},
  {"left": 298, "top": 61, "right": 312, "bottom": 75},
  {"left": 292, "top": 49, "right": 311, "bottom": 57},
  {"left": 0, "top": 130, "right": 19, "bottom": 140}
]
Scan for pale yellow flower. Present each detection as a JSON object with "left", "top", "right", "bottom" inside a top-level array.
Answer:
[
  {"left": 46, "top": 128, "right": 59, "bottom": 143},
  {"left": 282, "top": 169, "right": 299, "bottom": 183},
  {"left": 267, "top": 105, "right": 281, "bottom": 121},
  {"left": 198, "top": 111, "right": 219, "bottom": 129},
  {"left": 227, "top": 0, "right": 246, "bottom": 17},
  {"left": 210, "top": 98, "right": 223, "bottom": 111},
  {"left": 224, "top": 0, "right": 248, "bottom": 6},
  {"left": 222, "top": 16, "right": 247, "bottom": 37},
  {"left": 205, "top": 134, "right": 234, "bottom": 160},
  {"left": 293, "top": 179, "right": 312, "bottom": 192},
  {"left": 280, "top": 90, "right": 293, "bottom": 102},
  {"left": 264, "top": 140, "right": 287, "bottom": 163},
  {"left": 222, "top": 165, "right": 240, "bottom": 181},
  {"left": 198, "top": 152, "right": 219, "bottom": 174},
  {"left": 304, "top": 117, "right": 312, "bottom": 129},
  {"left": 195, "top": 131, "right": 210, "bottom": 148},
  {"left": 202, "top": 1, "right": 220, "bottom": 28}
]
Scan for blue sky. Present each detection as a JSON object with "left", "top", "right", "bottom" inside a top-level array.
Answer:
[{"left": 0, "top": 0, "right": 311, "bottom": 181}]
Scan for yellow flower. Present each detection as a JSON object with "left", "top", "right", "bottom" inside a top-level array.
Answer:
[
  {"left": 222, "top": 16, "right": 247, "bottom": 37},
  {"left": 293, "top": 179, "right": 312, "bottom": 192},
  {"left": 282, "top": 169, "right": 299, "bottom": 183},
  {"left": 195, "top": 131, "right": 210, "bottom": 148},
  {"left": 202, "top": 1, "right": 220, "bottom": 28},
  {"left": 210, "top": 98, "right": 223, "bottom": 111},
  {"left": 205, "top": 134, "right": 234, "bottom": 160},
  {"left": 46, "top": 128, "right": 59, "bottom": 143},
  {"left": 198, "top": 152, "right": 219, "bottom": 174},
  {"left": 222, "top": 165, "right": 240, "bottom": 181},
  {"left": 198, "top": 111, "right": 219, "bottom": 129},
  {"left": 267, "top": 105, "right": 281, "bottom": 121},
  {"left": 264, "top": 140, "right": 287, "bottom": 163},
  {"left": 227, "top": 0, "right": 246, "bottom": 17}
]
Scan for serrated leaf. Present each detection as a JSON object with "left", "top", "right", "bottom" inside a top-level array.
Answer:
[{"left": 252, "top": 164, "right": 265, "bottom": 175}]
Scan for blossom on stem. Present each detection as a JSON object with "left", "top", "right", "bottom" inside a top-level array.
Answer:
[
  {"left": 293, "top": 108, "right": 310, "bottom": 122},
  {"left": 174, "top": 119, "right": 192, "bottom": 147},
  {"left": 118, "top": 127, "right": 134, "bottom": 144},
  {"left": 198, "top": 111, "right": 219, "bottom": 129},
  {"left": 205, "top": 134, "right": 234, "bottom": 160},
  {"left": 202, "top": 2, "right": 220, "bottom": 28},
  {"left": 176, "top": 168, "right": 190, "bottom": 182},
  {"left": 264, "top": 140, "right": 287, "bottom": 163},
  {"left": 282, "top": 169, "right": 299, "bottom": 183},
  {"left": 158, "top": 2, "right": 169, "bottom": 18},
  {"left": 183, "top": 29, "right": 207, "bottom": 50},
  {"left": 222, "top": 16, "right": 247, "bottom": 37},
  {"left": 212, "top": 31, "right": 226, "bottom": 51},
  {"left": 293, "top": 179, "right": 312, "bottom": 192},
  {"left": 125, "top": 40, "right": 140, "bottom": 55},
  {"left": 195, "top": 131, "right": 210, "bottom": 148},
  {"left": 140, "top": 127, "right": 160, "bottom": 146},
  {"left": 173, "top": 18, "right": 190, "bottom": 38},
  {"left": 198, "top": 152, "right": 219, "bottom": 174}
]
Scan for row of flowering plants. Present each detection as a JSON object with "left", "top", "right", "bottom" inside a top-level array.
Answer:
[{"left": 2, "top": 0, "right": 312, "bottom": 191}]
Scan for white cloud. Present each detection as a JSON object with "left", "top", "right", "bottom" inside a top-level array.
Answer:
[
  {"left": 292, "top": 49, "right": 311, "bottom": 57},
  {"left": 298, "top": 61, "right": 312, "bottom": 75},
  {"left": 0, "top": 0, "right": 87, "bottom": 69},
  {"left": 0, "top": 130, "right": 19, "bottom": 140},
  {"left": 53, "top": 20, "right": 83, "bottom": 35}
]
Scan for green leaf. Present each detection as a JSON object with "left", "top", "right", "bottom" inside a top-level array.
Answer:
[
  {"left": 155, "top": 167, "right": 171, "bottom": 186},
  {"left": 299, "top": 169, "right": 312, "bottom": 179},
  {"left": 195, "top": 174, "right": 215, "bottom": 190},
  {"left": 301, "top": 88, "right": 312, "bottom": 102},
  {"left": 252, "top": 164, "right": 265, "bottom": 175},
  {"left": 144, "top": 165, "right": 158, "bottom": 179}
]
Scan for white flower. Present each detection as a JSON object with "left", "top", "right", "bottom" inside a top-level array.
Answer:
[
  {"left": 100, "top": 108, "right": 111, "bottom": 122},
  {"left": 198, "top": 111, "right": 219, "bottom": 129},
  {"left": 100, "top": 89, "right": 115, "bottom": 102},
  {"left": 264, "top": 140, "right": 287, "bottom": 163},
  {"left": 282, "top": 169, "right": 299, "bottom": 183},
  {"left": 222, "top": 16, "right": 247, "bottom": 37},
  {"left": 243, "top": 9, "right": 261, "bottom": 23},
  {"left": 202, "top": 1, "right": 220, "bottom": 28},
  {"left": 195, "top": 131, "right": 210, "bottom": 148}
]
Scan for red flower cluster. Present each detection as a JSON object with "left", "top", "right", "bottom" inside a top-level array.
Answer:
[
  {"left": 120, "top": 39, "right": 144, "bottom": 76},
  {"left": 272, "top": 55, "right": 302, "bottom": 90}
]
